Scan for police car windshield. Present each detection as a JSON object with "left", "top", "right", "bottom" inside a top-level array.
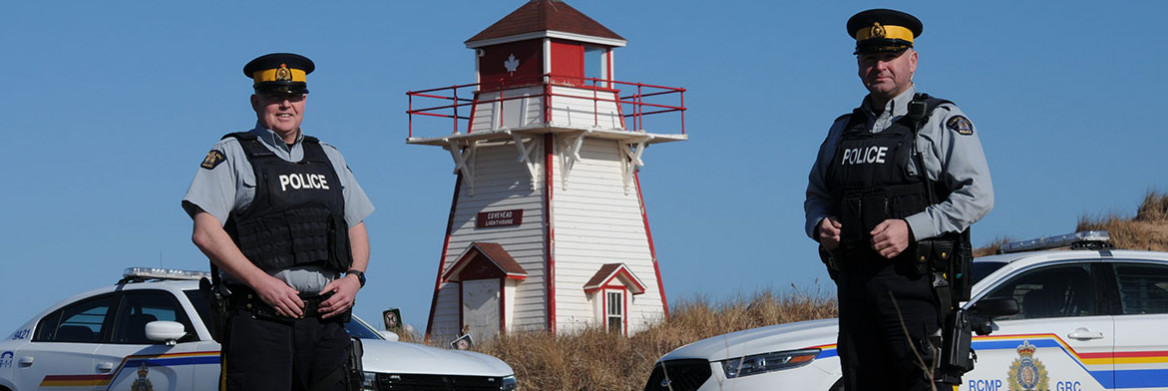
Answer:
[
  {"left": 971, "top": 261, "right": 1008, "bottom": 285},
  {"left": 343, "top": 317, "right": 384, "bottom": 340}
]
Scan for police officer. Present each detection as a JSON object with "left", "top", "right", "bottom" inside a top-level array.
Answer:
[
  {"left": 804, "top": 9, "right": 993, "bottom": 391},
  {"left": 182, "top": 53, "right": 375, "bottom": 391}
]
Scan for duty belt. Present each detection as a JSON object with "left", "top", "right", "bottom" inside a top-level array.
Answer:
[
  {"left": 229, "top": 286, "right": 349, "bottom": 322},
  {"left": 834, "top": 243, "right": 922, "bottom": 276}
]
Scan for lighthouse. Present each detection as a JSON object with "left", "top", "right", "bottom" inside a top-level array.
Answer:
[{"left": 407, "top": 0, "right": 687, "bottom": 342}]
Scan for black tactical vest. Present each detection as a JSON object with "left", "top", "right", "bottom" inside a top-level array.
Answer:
[
  {"left": 828, "top": 95, "right": 951, "bottom": 254},
  {"left": 224, "top": 132, "right": 352, "bottom": 273}
]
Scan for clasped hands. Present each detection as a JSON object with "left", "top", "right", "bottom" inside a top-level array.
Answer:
[{"left": 817, "top": 217, "right": 911, "bottom": 259}]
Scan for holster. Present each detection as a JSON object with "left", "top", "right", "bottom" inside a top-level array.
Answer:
[
  {"left": 199, "top": 277, "right": 232, "bottom": 343},
  {"left": 936, "top": 309, "right": 975, "bottom": 385},
  {"left": 919, "top": 229, "right": 976, "bottom": 384},
  {"left": 818, "top": 245, "right": 840, "bottom": 281}
]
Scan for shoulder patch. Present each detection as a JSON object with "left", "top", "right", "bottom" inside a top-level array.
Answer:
[
  {"left": 200, "top": 150, "right": 226, "bottom": 170},
  {"left": 946, "top": 115, "right": 974, "bottom": 136}
]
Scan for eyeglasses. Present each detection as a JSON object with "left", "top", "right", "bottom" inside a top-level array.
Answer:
[{"left": 261, "top": 93, "right": 306, "bottom": 103}]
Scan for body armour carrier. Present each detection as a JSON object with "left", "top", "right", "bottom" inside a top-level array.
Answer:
[
  {"left": 224, "top": 132, "right": 353, "bottom": 273},
  {"left": 828, "top": 95, "right": 951, "bottom": 260}
]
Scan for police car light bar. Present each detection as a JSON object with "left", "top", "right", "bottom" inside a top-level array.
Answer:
[
  {"left": 998, "top": 231, "right": 1111, "bottom": 254},
  {"left": 123, "top": 267, "right": 212, "bottom": 282}
]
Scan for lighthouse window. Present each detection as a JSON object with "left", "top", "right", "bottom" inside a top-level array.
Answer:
[
  {"left": 606, "top": 290, "right": 624, "bottom": 334},
  {"left": 585, "top": 46, "right": 606, "bottom": 84}
]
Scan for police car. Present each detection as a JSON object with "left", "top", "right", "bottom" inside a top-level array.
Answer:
[
  {"left": 645, "top": 231, "right": 1168, "bottom": 391},
  {"left": 0, "top": 268, "right": 518, "bottom": 391}
]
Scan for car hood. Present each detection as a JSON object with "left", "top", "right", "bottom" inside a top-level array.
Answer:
[
  {"left": 360, "top": 339, "right": 513, "bottom": 376},
  {"left": 661, "top": 318, "right": 839, "bottom": 362}
]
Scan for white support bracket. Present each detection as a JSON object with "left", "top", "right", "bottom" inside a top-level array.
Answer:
[
  {"left": 447, "top": 140, "right": 478, "bottom": 196},
  {"left": 620, "top": 141, "right": 648, "bottom": 194},
  {"left": 508, "top": 131, "right": 541, "bottom": 191},
  {"left": 558, "top": 132, "right": 587, "bottom": 190}
]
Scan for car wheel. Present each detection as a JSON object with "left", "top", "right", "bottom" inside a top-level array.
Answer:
[{"left": 829, "top": 378, "right": 844, "bottom": 391}]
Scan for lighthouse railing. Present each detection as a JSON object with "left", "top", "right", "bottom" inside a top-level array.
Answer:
[{"left": 406, "top": 74, "right": 685, "bottom": 138}]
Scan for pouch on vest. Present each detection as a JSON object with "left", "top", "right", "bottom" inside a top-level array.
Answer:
[{"left": 328, "top": 214, "right": 354, "bottom": 272}]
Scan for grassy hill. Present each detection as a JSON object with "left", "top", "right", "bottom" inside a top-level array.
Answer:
[{"left": 458, "top": 192, "right": 1168, "bottom": 391}]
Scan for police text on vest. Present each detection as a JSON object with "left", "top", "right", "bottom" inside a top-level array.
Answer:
[
  {"left": 841, "top": 146, "right": 888, "bottom": 165},
  {"left": 279, "top": 173, "right": 330, "bottom": 191}
]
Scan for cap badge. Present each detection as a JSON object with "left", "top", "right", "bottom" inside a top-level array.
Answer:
[
  {"left": 870, "top": 23, "right": 886, "bottom": 39},
  {"left": 275, "top": 64, "right": 292, "bottom": 82}
]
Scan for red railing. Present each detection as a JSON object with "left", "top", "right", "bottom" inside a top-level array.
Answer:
[{"left": 406, "top": 75, "right": 686, "bottom": 138}]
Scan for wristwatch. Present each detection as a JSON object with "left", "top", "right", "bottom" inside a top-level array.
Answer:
[{"left": 346, "top": 270, "right": 366, "bottom": 287}]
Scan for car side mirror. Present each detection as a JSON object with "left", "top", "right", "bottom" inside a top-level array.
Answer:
[
  {"left": 971, "top": 297, "right": 1020, "bottom": 318},
  {"left": 146, "top": 321, "right": 187, "bottom": 346}
]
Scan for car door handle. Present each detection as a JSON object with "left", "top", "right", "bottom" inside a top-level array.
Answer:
[
  {"left": 1067, "top": 328, "right": 1104, "bottom": 340},
  {"left": 96, "top": 362, "right": 115, "bottom": 373},
  {"left": 17, "top": 357, "right": 33, "bottom": 367}
]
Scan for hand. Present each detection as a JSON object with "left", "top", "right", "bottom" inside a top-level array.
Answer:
[
  {"left": 318, "top": 274, "right": 361, "bottom": 319},
  {"left": 871, "top": 219, "right": 911, "bottom": 259},
  {"left": 252, "top": 274, "right": 304, "bottom": 318},
  {"left": 817, "top": 217, "right": 843, "bottom": 250}
]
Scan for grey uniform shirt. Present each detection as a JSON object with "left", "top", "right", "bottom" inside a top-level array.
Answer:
[
  {"left": 804, "top": 86, "right": 993, "bottom": 242},
  {"left": 182, "top": 124, "right": 375, "bottom": 291}
]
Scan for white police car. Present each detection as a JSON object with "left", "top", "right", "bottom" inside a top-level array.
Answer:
[
  {"left": 0, "top": 268, "right": 518, "bottom": 391},
  {"left": 645, "top": 231, "right": 1168, "bottom": 391}
]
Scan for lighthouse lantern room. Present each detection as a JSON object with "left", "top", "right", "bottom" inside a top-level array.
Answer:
[{"left": 407, "top": 0, "right": 687, "bottom": 342}]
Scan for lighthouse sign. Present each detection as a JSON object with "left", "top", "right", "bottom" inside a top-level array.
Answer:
[{"left": 477, "top": 209, "right": 524, "bottom": 228}]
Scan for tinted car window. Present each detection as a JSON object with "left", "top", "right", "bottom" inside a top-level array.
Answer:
[
  {"left": 112, "top": 290, "right": 196, "bottom": 344},
  {"left": 1114, "top": 263, "right": 1168, "bottom": 314},
  {"left": 184, "top": 289, "right": 212, "bottom": 334},
  {"left": 34, "top": 294, "right": 116, "bottom": 343},
  {"left": 981, "top": 263, "right": 1096, "bottom": 320}
]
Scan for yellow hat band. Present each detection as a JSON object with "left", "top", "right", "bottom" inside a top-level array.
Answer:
[
  {"left": 252, "top": 67, "right": 307, "bottom": 84},
  {"left": 855, "top": 24, "right": 914, "bottom": 44}
]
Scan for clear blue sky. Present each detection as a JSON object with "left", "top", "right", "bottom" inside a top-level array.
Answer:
[{"left": 3, "top": 1, "right": 1165, "bottom": 336}]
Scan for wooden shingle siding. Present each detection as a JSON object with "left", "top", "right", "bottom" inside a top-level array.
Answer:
[
  {"left": 471, "top": 87, "right": 546, "bottom": 132},
  {"left": 551, "top": 138, "right": 663, "bottom": 333},
  {"left": 548, "top": 86, "right": 621, "bottom": 130},
  {"left": 433, "top": 140, "right": 551, "bottom": 338}
]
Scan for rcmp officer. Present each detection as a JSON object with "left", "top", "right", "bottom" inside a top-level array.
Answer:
[
  {"left": 182, "top": 53, "right": 375, "bottom": 391},
  {"left": 804, "top": 9, "right": 994, "bottom": 391}
]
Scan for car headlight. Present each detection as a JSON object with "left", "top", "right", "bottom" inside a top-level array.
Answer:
[
  {"left": 500, "top": 374, "right": 518, "bottom": 390},
  {"left": 719, "top": 348, "right": 820, "bottom": 378}
]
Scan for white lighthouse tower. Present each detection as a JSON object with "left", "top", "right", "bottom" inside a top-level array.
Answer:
[{"left": 407, "top": 0, "right": 687, "bottom": 342}]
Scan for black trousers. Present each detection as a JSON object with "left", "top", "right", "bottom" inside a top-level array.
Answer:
[
  {"left": 220, "top": 307, "right": 349, "bottom": 391},
  {"left": 837, "top": 261, "right": 940, "bottom": 391}
]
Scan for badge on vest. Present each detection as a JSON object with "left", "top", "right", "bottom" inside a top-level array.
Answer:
[
  {"left": 946, "top": 115, "right": 974, "bottom": 136},
  {"left": 201, "top": 150, "right": 226, "bottom": 170}
]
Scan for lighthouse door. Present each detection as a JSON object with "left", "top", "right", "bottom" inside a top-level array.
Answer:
[{"left": 462, "top": 279, "right": 501, "bottom": 342}]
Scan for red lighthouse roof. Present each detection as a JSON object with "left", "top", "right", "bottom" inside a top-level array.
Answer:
[{"left": 466, "top": 0, "right": 626, "bottom": 48}]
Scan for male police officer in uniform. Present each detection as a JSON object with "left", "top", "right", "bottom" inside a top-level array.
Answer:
[
  {"left": 182, "top": 53, "right": 375, "bottom": 391},
  {"left": 804, "top": 10, "right": 993, "bottom": 391}
]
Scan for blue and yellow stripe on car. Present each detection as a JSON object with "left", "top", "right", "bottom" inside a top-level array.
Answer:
[{"left": 38, "top": 351, "right": 219, "bottom": 390}]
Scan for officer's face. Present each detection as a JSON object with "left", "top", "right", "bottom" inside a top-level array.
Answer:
[
  {"left": 252, "top": 92, "right": 307, "bottom": 140},
  {"left": 858, "top": 49, "right": 917, "bottom": 101}
]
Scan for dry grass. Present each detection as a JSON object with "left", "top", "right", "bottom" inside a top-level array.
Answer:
[
  {"left": 471, "top": 288, "right": 837, "bottom": 391},
  {"left": 393, "top": 192, "right": 1168, "bottom": 391},
  {"left": 1077, "top": 191, "right": 1168, "bottom": 251}
]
